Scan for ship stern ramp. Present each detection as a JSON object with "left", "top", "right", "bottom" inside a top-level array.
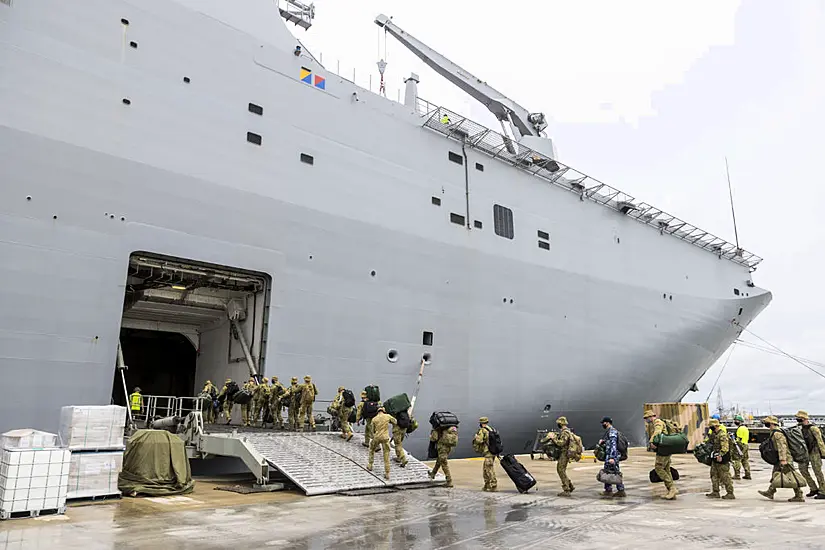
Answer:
[{"left": 194, "top": 429, "right": 443, "bottom": 495}]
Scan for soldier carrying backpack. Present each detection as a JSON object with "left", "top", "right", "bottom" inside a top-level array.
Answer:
[
  {"left": 472, "top": 416, "right": 499, "bottom": 492},
  {"left": 758, "top": 415, "right": 807, "bottom": 502},
  {"left": 554, "top": 416, "right": 579, "bottom": 497}
]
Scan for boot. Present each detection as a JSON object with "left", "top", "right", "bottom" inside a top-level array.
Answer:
[
  {"left": 705, "top": 492, "right": 721, "bottom": 499},
  {"left": 346, "top": 433, "right": 354, "bottom": 442},
  {"left": 362, "top": 442, "right": 370, "bottom": 448},
  {"left": 758, "top": 490, "right": 774, "bottom": 500},
  {"left": 557, "top": 491, "right": 572, "bottom": 497},
  {"left": 788, "top": 495, "right": 805, "bottom": 503},
  {"left": 428, "top": 470, "right": 435, "bottom": 480},
  {"left": 663, "top": 487, "right": 678, "bottom": 500},
  {"left": 815, "top": 493, "right": 825, "bottom": 500},
  {"left": 722, "top": 493, "right": 735, "bottom": 500},
  {"left": 614, "top": 490, "right": 627, "bottom": 498},
  {"left": 488, "top": 486, "right": 498, "bottom": 493},
  {"left": 733, "top": 474, "right": 741, "bottom": 480},
  {"left": 743, "top": 474, "right": 752, "bottom": 480},
  {"left": 445, "top": 478, "right": 453, "bottom": 488},
  {"left": 599, "top": 490, "right": 613, "bottom": 497},
  {"left": 568, "top": 483, "right": 575, "bottom": 493},
  {"left": 807, "top": 489, "right": 819, "bottom": 497},
  {"left": 384, "top": 473, "right": 390, "bottom": 480}
]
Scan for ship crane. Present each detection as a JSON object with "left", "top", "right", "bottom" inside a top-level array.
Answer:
[{"left": 374, "top": 14, "right": 556, "bottom": 160}]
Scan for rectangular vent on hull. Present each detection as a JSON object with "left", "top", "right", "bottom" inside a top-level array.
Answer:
[
  {"left": 432, "top": 197, "right": 441, "bottom": 206},
  {"left": 300, "top": 153, "right": 314, "bottom": 165},
  {"left": 493, "top": 204, "right": 514, "bottom": 239},
  {"left": 248, "top": 103, "right": 263, "bottom": 116},
  {"left": 476, "top": 163, "right": 484, "bottom": 171},
  {"left": 422, "top": 331, "right": 433, "bottom": 346},
  {"left": 448, "top": 152, "right": 463, "bottom": 165},
  {"left": 474, "top": 220, "right": 483, "bottom": 229},
  {"left": 538, "top": 240, "right": 550, "bottom": 250},
  {"left": 247, "top": 132, "right": 262, "bottom": 146},
  {"left": 538, "top": 230, "right": 549, "bottom": 240},
  {"left": 450, "top": 213, "right": 465, "bottom": 226}
]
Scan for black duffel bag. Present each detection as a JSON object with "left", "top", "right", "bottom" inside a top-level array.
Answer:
[
  {"left": 430, "top": 411, "right": 459, "bottom": 429},
  {"left": 232, "top": 389, "right": 253, "bottom": 405},
  {"left": 649, "top": 467, "right": 680, "bottom": 483}
]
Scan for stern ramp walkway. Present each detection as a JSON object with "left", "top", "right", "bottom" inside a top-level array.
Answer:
[{"left": 192, "top": 428, "right": 444, "bottom": 496}]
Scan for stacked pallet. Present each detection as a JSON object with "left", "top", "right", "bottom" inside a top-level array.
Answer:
[
  {"left": 59, "top": 406, "right": 127, "bottom": 500},
  {"left": 0, "top": 430, "right": 69, "bottom": 519}
]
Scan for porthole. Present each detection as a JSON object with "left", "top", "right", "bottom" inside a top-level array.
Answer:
[
  {"left": 422, "top": 353, "right": 432, "bottom": 364},
  {"left": 387, "top": 349, "right": 399, "bottom": 363}
]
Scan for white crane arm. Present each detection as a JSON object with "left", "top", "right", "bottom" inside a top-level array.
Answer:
[{"left": 375, "top": 14, "right": 546, "bottom": 139}]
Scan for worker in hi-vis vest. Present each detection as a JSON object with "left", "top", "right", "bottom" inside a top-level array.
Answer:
[{"left": 129, "top": 387, "right": 143, "bottom": 413}]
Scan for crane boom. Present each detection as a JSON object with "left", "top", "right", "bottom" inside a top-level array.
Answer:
[{"left": 375, "top": 14, "right": 549, "bottom": 141}]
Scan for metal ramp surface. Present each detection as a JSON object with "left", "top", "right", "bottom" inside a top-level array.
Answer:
[{"left": 234, "top": 431, "right": 444, "bottom": 496}]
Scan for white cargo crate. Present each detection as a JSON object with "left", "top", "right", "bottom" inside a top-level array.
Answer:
[
  {"left": 1, "top": 429, "right": 58, "bottom": 450},
  {"left": 68, "top": 451, "right": 123, "bottom": 500},
  {"left": 0, "top": 448, "right": 69, "bottom": 519},
  {"left": 59, "top": 405, "right": 127, "bottom": 450}
]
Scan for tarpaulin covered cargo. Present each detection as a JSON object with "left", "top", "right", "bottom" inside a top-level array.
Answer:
[
  {"left": 117, "top": 430, "right": 193, "bottom": 496},
  {"left": 644, "top": 402, "right": 709, "bottom": 451}
]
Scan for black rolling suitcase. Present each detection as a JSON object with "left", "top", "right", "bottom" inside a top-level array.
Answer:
[{"left": 500, "top": 453, "right": 537, "bottom": 493}]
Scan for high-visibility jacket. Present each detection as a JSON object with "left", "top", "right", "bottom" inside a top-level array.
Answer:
[
  {"left": 129, "top": 392, "right": 142, "bottom": 412},
  {"left": 736, "top": 425, "right": 749, "bottom": 445},
  {"left": 440, "top": 115, "right": 450, "bottom": 124}
]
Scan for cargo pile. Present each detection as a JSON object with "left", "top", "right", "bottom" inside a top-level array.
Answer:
[
  {"left": 0, "top": 429, "right": 69, "bottom": 519},
  {"left": 59, "top": 406, "right": 127, "bottom": 501}
]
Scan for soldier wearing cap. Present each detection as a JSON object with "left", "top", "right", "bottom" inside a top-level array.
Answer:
[
  {"left": 472, "top": 417, "right": 498, "bottom": 492},
  {"left": 552, "top": 416, "right": 576, "bottom": 497},
  {"left": 297, "top": 375, "right": 318, "bottom": 431},
  {"left": 758, "top": 415, "right": 805, "bottom": 502},
  {"left": 706, "top": 418, "right": 735, "bottom": 499},
  {"left": 732, "top": 414, "right": 751, "bottom": 480},
  {"left": 269, "top": 376, "right": 286, "bottom": 429},
  {"left": 285, "top": 376, "right": 300, "bottom": 430},
  {"left": 367, "top": 405, "right": 397, "bottom": 479},
  {"left": 645, "top": 409, "right": 677, "bottom": 500},
  {"left": 795, "top": 410, "right": 825, "bottom": 499}
]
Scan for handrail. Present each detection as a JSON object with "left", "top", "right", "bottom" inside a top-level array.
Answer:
[{"left": 415, "top": 98, "right": 763, "bottom": 270}]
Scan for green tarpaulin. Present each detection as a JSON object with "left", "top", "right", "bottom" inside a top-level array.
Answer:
[{"left": 118, "top": 429, "right": 194, "bottom": 496}]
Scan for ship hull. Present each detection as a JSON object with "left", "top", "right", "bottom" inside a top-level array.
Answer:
[{"left": 0, "top": 0, "right": 770, "bottom": 458}]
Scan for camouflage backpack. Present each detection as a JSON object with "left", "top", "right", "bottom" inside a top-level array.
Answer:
[
  {"left": 568, "top": 432, "right": 584, "bottom": 462},
  {"left": 441, "top": 427, "right": 458, "bottom": 448},
  {"left": 301, "top": 383, "right": 317, "bottom": 405},
  {"left": 663, "top": 419, "right": 682, "bottom": 435}
]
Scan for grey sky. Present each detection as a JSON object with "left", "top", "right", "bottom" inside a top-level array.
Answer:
[{"left": 288, "top": 0, "right": 825, "bottom": 415}]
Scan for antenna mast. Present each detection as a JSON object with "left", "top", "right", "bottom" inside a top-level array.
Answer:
[{"left": 725, "top": 157, "right": 741, "bottom": 254}]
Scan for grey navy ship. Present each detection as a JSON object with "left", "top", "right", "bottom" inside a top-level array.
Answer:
[{"left": 0, "top": 0, "right": 771, "bottom": 457}]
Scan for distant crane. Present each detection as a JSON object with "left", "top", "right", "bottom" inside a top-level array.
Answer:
[{"left": 716, "top": 387, "right": 725, "bottom": 418}]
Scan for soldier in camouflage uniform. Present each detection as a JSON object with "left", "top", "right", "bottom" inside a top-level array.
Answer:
[
  {"left": 285, "top": 377, "right": 300, "bottom": 430},
  {"left": 429, "top": 425, "right": 458, "bottom": 487},
  {"left": 356, "top": 391, "right": 374, "bottom": 448},
  {"left": 795, "top": 410, "right": 825, "bottom": 499},
  {"left": 758, "top": 415, "right": 805, "bottom": 502},
  {"left": 554, "top": 416, "right": 576, "bottom": 497},
  {"left": 218, "top": 378, "right": 235, "bottom": 425},
  {"left": 392, "top": 421, "right": 409, "bottom": 467},
  {"left": 240, "top": 377, "right": 256, "bottom": 427},
  {"left": 199, "top": 380, "right": 217, "bottom": 424},
  {"left": 268, "top": 376, "right": 286, "bottom": 429},
  {"left": 706, "top": 418, "right": 735, "bottom": 499},
  {"left": 297, "top": 375, "right": 317, "bottom": 431},
  {"left": 331, "top": 387, "right": 354, "bottom": 441},
  {"left": 251, "top": 377, "right": 270, "bottom": 427},
  {"left": 473, "top": 417, "right": 498, "bottom": 492},
  {"left": 645, "top": 409, "right": 677, "bottom": 500},
  {"left": 367, "top": 406, "right": 397, "bottom": 480}
]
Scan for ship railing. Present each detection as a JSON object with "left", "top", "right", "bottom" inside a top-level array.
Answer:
[{"left": 415, "top": 98, "right": 763, "bottom": 270}]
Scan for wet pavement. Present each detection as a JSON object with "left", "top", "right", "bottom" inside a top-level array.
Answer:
[{"left": 2, "top": 448, "right": 825, "bottom": 549}]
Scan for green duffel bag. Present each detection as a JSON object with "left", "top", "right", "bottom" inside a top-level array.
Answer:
[
  {"left": 693, "top": 441, "right": 713, "bottom": 466},
  {"left": 383, "top": 393, "right": 411, "bottom": 415},
  {"left": 544, "top": 440, "right": 562, "bottom": 460},
  {"left": 653, "top": 432, "right": 689, "bottom": 456}
]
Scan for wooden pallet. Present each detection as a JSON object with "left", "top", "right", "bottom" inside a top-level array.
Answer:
[{"left": 0, "top": 506, "right": 66, "bottom": 520}]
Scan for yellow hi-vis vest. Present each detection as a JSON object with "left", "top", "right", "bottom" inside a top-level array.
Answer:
[{"left": 129, "top": 392, "right": 142, "bottom": 411}]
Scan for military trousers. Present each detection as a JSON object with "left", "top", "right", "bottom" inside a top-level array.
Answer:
[
  {"left": 800, "top": 449, "right": 825, "bottom": 493},
  {"left": 392, "top": 431, "right": 407, "bottom": 465},
  {"left": 368, "top": 437, "right": 392, "bottom": 476},
  {"left": 222, "top": 401, "right": 234, "bottom": 423},
  {"left": 733, "top": 444, "right": 751, "bottom": 477},
  {"left": 654, "top": 455, "right": 674, "bottom": 490},
  {"left": 710, "top": 460, "right": 733, "bottom": 494},
  {"left": 287, "top": 405, "right": 298, "bottom": 430},
  {"left": 364, "top": 418, "right": 374, "bottom": 445},
  {"left": 241, "top": 403, "right": 252, "bottom": 426},
  {"left": 338, "top": 407, "right": 353, "bottom": 437},
  {"left": 482, "top": 454, "right": 497, "bottom": 490},
  {"left": 557, "top": 455, "right": 573, "bottom": 492},
  {"left": 298, "top": 402, "right": 315, "bottom": 430},
  {"left": 269, "top": 400, "right": 284, "bottom": 429},
  {"left": 251, "top": 399, "right": 267, "bottom": 426},
  {"left": 431, "top": 448, "right": 452, "bottom": 482}
]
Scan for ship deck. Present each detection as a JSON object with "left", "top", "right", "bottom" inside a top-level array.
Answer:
[{"left": 2, "top": 448, "right": 823, "bottom": 549}]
